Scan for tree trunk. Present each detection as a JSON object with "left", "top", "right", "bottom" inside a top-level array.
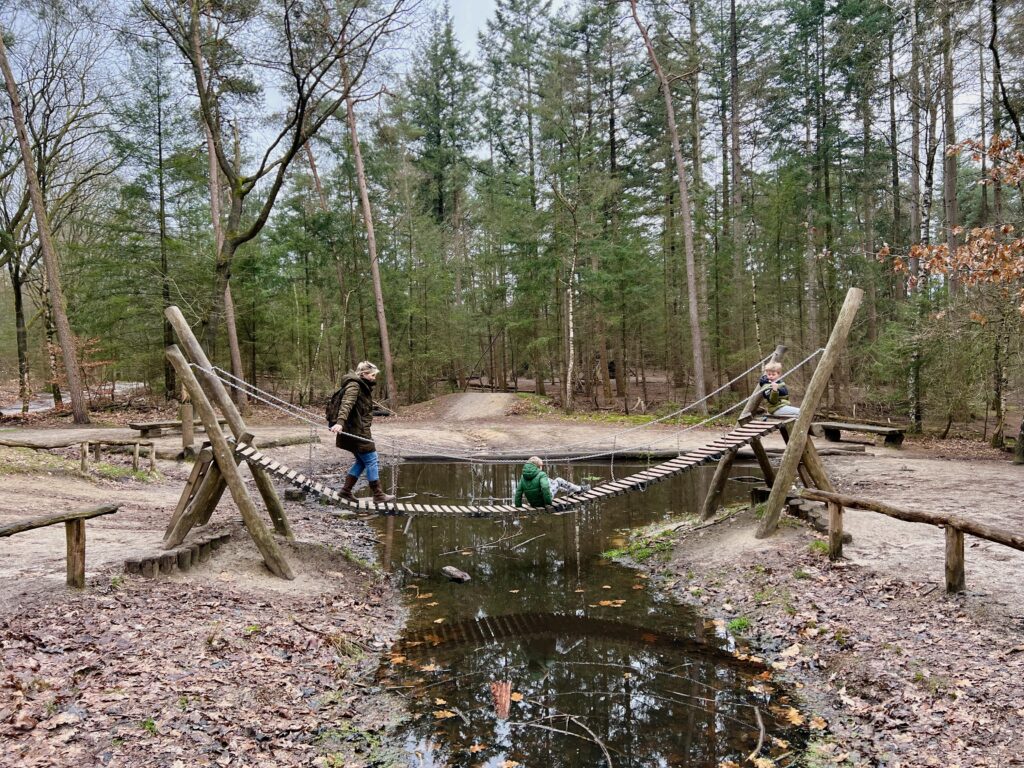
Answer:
[
  {"left": 0, "top": 32, "right": 88, "bottom": 423},
  {"left": 155, "top": 52, "right": 175, "bottom": 401},
  {"left": 9, "top": 261, "right": 31, "bottom": 413},
  {"left": 342, "top": 64, "right": 398, "bottom": 405},
  {"left": 941, "top": 0, "right": 959, "bottom": 294},
  {"left": 630, "top": 0, "right": 707, "bottom": 413}
]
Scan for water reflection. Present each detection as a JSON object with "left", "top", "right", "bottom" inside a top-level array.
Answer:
[{"left": 370, "top": 461, "right": 802, "bottom": 767}]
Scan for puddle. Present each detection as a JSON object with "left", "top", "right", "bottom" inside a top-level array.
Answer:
[{"left": 370, "top": 461, "right": 805, "bottom": 766}]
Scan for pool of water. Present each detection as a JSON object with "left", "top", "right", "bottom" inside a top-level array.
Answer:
[{"left": 370, "top": 461, "right": 804, "bottom": 767}]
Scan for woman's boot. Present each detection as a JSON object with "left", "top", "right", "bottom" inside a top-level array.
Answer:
[
  {"left": 339, "top": 474, "right": 358, "bottom": 503},
  {"left": 369, "top": 480, "right": 395, "bottom": 503}
]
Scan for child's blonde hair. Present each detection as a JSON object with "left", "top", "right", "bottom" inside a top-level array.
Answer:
[
  {"left": 763, "top": 361, "right": 783, "bottom": 374},
  {"left": 528, "top": 456, "right": 544, "bottom": 468}
]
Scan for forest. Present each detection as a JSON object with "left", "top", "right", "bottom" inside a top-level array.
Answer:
[{"left": 2, "top": 0, "right": 1023, "bottom": 454}]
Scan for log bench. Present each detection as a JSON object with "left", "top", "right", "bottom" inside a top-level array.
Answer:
[
  {"left": 0, "top": 504, "right": 120, "bottom": 587},
  {"left": 127, "top": 417, "right": 227, "bottom": 438},
  {"left": 813, "top": 421, "right": 905, "bottom": 446}
]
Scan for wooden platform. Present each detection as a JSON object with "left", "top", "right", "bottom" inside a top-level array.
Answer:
[
  {"left": 234, "top": 417, "right": 793, "bottom": 517},
  {"left": 814, "top": 421, "right": 905, "bottom": 446}
]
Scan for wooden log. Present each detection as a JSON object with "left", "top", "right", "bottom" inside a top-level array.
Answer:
[
  {"left": 799, "top": 438, "right": 834, "bottom": 492},
  {"left": 80, "top": 442, "right": 88, "bottom": 472},
  {"left": 757, "top": 288, "right": 863, "bottom": 537},
  {"left": 699, "top": 447, "right": 738, "bottom": 521},
  {"left": 749, "top": 438, "right": 776, "bottom": 486},
  {"left": 800, "top": 488, "right": 1024, "bottom": 552},
  {"left": 163, "top": 449, "right": 214, "bottom": 541},
  {"left": 148, "top": 441, "right": 156, "bottom": 473},
  {"left": 779, "top": 425, "right": 815, "bottom": 488},
  {"left": 93, "top": 442, "right": 101, "bottom": 462},
  {"left": 159, "top": 552, "right": 177, "bottom": 574},
  {"left": 141, "top": 558, "right": 158, "bottom": 578},
  {"left": 124, "top": 557, "right": 142, "bottom": 575},
  {"left": 828, "top": 501, "right": 844, "bottom": 560},
  {"left": 945, "top": 527, "right": 966, "bottom": 593},
  {"left": 0, "top": 505, "right": 119, "bottom": 537},
  {"left": 65, "top": 519, "right": 86, "bottom": 588},
  {"left": 189, "top": 542, "right": 201, "bottom": 565},
  {"left": 166, "top": 345, "right": 293, "bottom": 579},
  {"left": 180, "top": 401, "right": 194, "bottom": 454},
  {"left": 165, "top": 307, "right": 292, "bottom": 539},
  {"left": 198, "top": 540, "right": 212, "bottom": 562},
  {"left": 176, "top": 548, "right": 192, "bottom": 570}
]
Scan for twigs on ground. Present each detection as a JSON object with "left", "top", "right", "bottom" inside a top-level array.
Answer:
[{"left": 748, "top": 705, "right": 765, "bottom": 762}]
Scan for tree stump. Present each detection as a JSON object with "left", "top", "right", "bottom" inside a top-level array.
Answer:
[{"left": 176, "top": 549, "right": 192, "bottom": 570}]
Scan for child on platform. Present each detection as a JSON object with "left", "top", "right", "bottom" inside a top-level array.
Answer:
[
  {"left": 758, "top": 361, "right": 801, "bottom": 417},
  {"left": 513, "top": 456, "right": 586, "bottom": 507}
]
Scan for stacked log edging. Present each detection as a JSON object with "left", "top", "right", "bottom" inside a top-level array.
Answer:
[{"left": 125, "top": 532, "right": 232, "bottom": 578}]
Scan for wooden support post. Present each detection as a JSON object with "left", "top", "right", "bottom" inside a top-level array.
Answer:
[
  {"left": 166, "top": 345, "right": 293, "bottom": 579},
  {"left": 148, "top": 441, "right": 156, "bottom": 473},
  {"left": 799, "top": 439, "right": 834, "bottom": 492},
  {"left": 757, "top": 288, "right": 863, "bottom": 537},
  {"left": 828, "top": 501, "right": 843, "bottom": 560},
  {"left": 165, "top": 307, "right": 292, "bottom": 539},
  {"left": 93, "top": 442, "right": 101, "bottom": 462},
  {"left": 945, "top": 527, "right": 966, "bottom": 594},
  {"left": 779, "top": 425, "right": 814, "bottom": 488},
  {"left": 180, "top": 401, "right": 194, "bottom": 454},
  {"left": 80, "top": 442, "right": 88, "bottom": 473},
  {"left": 749, "top": 438, "right": 776, "bottom": 486},
  {"left": 65, "top": 519, "right": 86, "bottom": 588},
  {"left": 164, "top": 448, "right": 214, "bottom": 541},
  {"left": 132, "top": 442, "right": 140, "bottom": 471},
  {"left": 699, "top": 447, "right": 738, "bottom": 520}
]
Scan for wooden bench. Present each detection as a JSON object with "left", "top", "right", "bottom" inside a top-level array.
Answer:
[
  {"left": 813, "top": 421, "right": 905, "bottom": 446},
  {"left": 128, "top": 417, "right": 227, "bottom": 437},
  {"left": 0, "top": 504, "right": 119, "bottom": 587}
]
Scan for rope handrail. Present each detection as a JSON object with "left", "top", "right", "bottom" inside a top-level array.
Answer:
[{"left": 195, "top": 349, "right": 822, "bottom": 466}]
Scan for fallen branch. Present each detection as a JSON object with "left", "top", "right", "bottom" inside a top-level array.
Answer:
[{"left": 747, "top": 705, "right": 765, "bottom": 762}]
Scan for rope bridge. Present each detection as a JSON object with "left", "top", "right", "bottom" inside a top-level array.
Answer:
[{"left": 234, "top": 416, "right": 792, "bottom": 517}]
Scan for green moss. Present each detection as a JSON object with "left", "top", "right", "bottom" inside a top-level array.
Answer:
[
  {"left": 602, "top": 532, "right": 675, "bottom": 562},
  {"left": 0, "top": 446, "right": 75, "bottom": 475}
]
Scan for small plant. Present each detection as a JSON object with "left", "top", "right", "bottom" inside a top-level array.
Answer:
[
  {"left": 833, "top": 627, "right": 850, "bottom": 647},
  {"left": 727, "top": 617, "right": 751, "bottom": 634},
  {"left": 141, "top": 718, "right": 157, "bottom": 734},
  {"left": 244, "top": 624, "right": 261, "bottom": 635},
  {"left": 793, "top": 568, "right": 812, "bottom": 580},
  {"left": 809, "top": 540, "right": 830, "bottom": 556},
  {"left": 753, "top": 503, "right": 767, "bottom": 519},
  {"left": 109, "top": 575, "right": 125, "bottom": 590},
  {"left": 601, "top": 533, "right": 674, "bottom": 563},
  {"left": 754, "top": 588, "right": 773, "bottom": 603},
  {"left": 177, "top": 696, "right": 189, "bottom": 711}
]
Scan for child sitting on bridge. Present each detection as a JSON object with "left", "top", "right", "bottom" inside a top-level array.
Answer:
[
  {"left": 758, "top": 361, "right": 800, "bottom": 417},
  {"left": 514, "top": 457, "right": 586, "bottom": 507}
]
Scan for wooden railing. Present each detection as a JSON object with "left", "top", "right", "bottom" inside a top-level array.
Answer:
[
  {"left": 801, "top": 488, "right": 1024, "bottom": 593},
  {"left": 0, "top": 504, "right": 119, "bottom": 587}
]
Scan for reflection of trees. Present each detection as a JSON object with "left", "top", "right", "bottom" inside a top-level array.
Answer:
[
  {"left": 374, "top": 461, "right": 791, "bottom": 766},
  {"left": 380, "top": 634, "right": 793, "bottom": 767}
]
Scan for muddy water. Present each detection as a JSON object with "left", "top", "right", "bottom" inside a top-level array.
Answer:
[{"left": 371, "top": 461, "right": 803, "bottom": 767}]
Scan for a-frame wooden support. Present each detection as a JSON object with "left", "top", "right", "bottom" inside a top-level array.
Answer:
[{"left": 161, "top": 306, "right": 295, "bottom": 579}]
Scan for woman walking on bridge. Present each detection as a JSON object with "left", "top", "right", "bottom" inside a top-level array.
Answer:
[{"left": 327, "top": 361, "right": 396, "bottom": 504}]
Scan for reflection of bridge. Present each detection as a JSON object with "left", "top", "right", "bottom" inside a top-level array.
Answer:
[
  {"left": 234, "top": 417, "right": 792, "bottom": 517},
  {"left": 391, "top": 612, "right": 759, "bottom": 672}
]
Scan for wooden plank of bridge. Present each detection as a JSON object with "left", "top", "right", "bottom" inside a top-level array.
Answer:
[
  {"left": 167, "top": 345, "right": 293, "bottom": 580},
  {"left": 165, "top": 306, "right": 292, "bottom": 540}
]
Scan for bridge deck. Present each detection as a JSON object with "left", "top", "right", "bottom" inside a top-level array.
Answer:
[{"left": 234, "top": 417, "right": 791, "bottom": 517}]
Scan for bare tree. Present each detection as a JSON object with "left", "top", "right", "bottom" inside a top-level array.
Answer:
[
  {"left": 628, "top": 0, "right": 707, "bottom": 412},
  {"left": 0, "top": 25, "right": 92, "bottom": 423},
  {"left": 142, "top": 0, "right": 411, "bottom": 388}
]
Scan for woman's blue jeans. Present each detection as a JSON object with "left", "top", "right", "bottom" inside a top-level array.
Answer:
[{"left": 347, "top": 450, "right": 380, "bottom": 482}]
